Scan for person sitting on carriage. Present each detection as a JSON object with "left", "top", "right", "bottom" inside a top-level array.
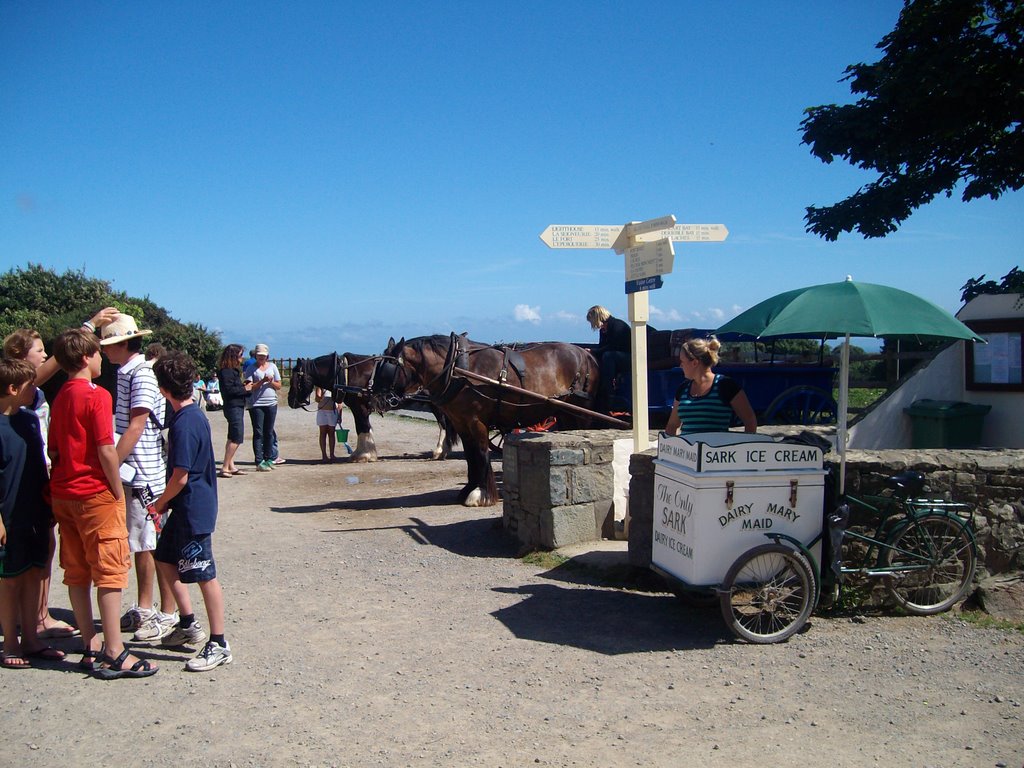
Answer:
[
  {"left": 586, "top": 305, "right": 631, "bottom": 414},
  {"left": 665, "top": 336, "right": 757, "bottom": 436}
]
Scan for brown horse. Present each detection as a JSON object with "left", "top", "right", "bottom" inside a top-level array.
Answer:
[
  {"left": 288, "top": 352, "right": 457, "bottom": 462},
  {"left": 374, "top": 335, "right": 599, "bottom": 506}
]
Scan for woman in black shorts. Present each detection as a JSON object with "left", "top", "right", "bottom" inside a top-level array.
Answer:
[{"left": 216, "top": 344, "right": 251, "bottom": 478}]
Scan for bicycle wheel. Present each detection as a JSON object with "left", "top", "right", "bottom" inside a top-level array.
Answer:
[
  {"left": 720, "top": 544, "right": 816, "bottom": 644},
  {"left": 883, "top": 514, "right": 976, "bottom": 615}
]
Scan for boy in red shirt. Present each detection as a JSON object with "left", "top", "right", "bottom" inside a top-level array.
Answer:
[{"left": 48, "top": 329, "right": 157, "bottom": 679}]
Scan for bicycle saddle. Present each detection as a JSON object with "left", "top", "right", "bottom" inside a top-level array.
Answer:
[{"left": 884, "top": 470, "right": 925, "bottom": 497}]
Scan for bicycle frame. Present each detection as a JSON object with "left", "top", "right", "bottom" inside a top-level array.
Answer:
[
  {"left": 764, "top": 491, "right": 975, "bottom": 606},
  {"left": 837, "top": 494, "right": 975, "bottom": 580}
]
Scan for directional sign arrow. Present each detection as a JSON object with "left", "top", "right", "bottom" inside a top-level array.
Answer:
[
  {"left": 540, "top": 222, "right": 728, "bottom": 249},
  {"left": 538, "top": 225, "right": 623, "bottom": 249},
  {"left": 636, "top": 223, "right": 729, "bottom": 244},
  {"left": 625, "top": 275, "right": 663, "bottom": 294},
  {"left": 625, "top": 237, "right": 675, "bottom": 281},
  {"left": 612, "top": 214, "right": 677, "bottom": 252}
]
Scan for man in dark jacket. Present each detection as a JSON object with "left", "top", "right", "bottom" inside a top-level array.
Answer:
[{"left": 587, "top": 305, "right": 631, "bottom": 413}]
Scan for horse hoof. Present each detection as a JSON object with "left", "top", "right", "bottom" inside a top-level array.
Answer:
[{"left": 463, "top": 488, "right": 484, "bottom": 507}]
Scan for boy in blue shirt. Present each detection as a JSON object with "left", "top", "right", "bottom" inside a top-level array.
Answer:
[
  {"left": 0, "top": 358, "right": 65, "bottom": 668},
  {"left": 151, "top": 352, "right": 232, "bottom": 671}
]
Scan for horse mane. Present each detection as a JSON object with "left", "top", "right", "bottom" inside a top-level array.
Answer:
[{"left": 404, "top": 334, "right": 489, "bottom": 358}]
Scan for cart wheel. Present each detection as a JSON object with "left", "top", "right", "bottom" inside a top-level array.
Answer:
[
  {"left": 720, "top": 544, "right": 816, "bottom": 643},
  {"left": 764, "top": 386, "right": 837, "bottom": 425}
]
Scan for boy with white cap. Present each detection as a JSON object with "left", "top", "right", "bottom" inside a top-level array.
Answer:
[{"left": 99, "top": 314, "right": 178, "bottom": 641}]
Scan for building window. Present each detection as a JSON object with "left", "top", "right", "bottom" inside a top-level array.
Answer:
[{"left": 965, "top": 319, "right": 1024, "bottom": 391}]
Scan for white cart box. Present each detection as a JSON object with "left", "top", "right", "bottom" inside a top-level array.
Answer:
[{"left": 653, "top": 432, "right": 825, "bottom": 587}]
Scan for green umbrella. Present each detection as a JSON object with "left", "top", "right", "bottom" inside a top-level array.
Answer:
[{"left": 716, "top": 278, "right": 985, "bottom": 493}]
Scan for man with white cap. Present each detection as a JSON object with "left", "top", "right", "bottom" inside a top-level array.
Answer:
[{"left": 100, "top": 314, "right": 179, "bottom": 642}]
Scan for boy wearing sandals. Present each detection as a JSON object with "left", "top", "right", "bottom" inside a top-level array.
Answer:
[
  {"left": 152, "top": 352, "right": 232, "bottom": 671},
  {"left": 0, "top": 359, "right": 66, "bottom": 669},
  {"left": 48, "top": 330, "right": 156, "bottom": 678}
]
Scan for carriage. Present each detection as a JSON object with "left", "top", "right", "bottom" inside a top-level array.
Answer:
[{"left": 598, "top": 327, "right": 839, "bottom": 428}]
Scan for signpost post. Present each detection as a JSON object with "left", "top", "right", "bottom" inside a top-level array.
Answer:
[{"left": 539, "top": 216, "right": 729, "bottom": 453}]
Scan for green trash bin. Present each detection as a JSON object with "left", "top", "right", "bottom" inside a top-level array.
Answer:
[{"left": 903, "top": 399, "right": 992, "bottom": 448}]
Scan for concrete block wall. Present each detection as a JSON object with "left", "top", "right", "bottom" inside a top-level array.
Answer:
[{"left": 502, "top": 430, "right": 620, "bottom": 550}]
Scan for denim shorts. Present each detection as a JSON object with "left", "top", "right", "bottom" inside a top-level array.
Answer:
[
  {"left": 154, "top": 512, "right": 217, "bottom": 584},
  {"left": 223, "top": 404, "right": 245, "bottom": 444}
]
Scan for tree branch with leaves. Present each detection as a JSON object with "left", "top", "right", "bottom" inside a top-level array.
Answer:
[{"left": 801, "top": 0, "right": 1024, "bottom": 240}]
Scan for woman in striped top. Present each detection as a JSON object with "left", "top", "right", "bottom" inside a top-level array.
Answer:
[{"left": 664, "top": 337, "right": 756, "bottom": 436}]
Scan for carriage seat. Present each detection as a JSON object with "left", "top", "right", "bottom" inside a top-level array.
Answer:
[{"left": 884, "top": 470, "right": 925, "bottom": 498}]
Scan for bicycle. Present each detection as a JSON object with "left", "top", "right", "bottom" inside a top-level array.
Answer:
[{"left": 719, "top": 469, "right": 978, "bottom": 644}]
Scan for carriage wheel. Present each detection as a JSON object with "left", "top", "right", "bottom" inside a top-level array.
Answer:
[
  {"left": 720, "top": 544, "right": 816, "bottom": 644},
  {"left": 488, "top": 429, "right": 505, "bottom": 455},
  {"left": 764, "top": 385, "right": 837, "bottom": 425}
]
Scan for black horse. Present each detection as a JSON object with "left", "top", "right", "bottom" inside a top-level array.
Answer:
[
  {"left": 288, "top": 352, "right": 457, "bottom": 462},
  {"left": 374, "top": 334, "right": 599, "bottom": 506}
]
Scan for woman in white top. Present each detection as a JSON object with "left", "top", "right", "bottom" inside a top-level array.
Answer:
[{"left": 248, "top": 343, "right": 282, "bottom": 471}]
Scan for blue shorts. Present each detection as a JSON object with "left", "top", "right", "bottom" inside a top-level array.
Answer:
[{"left": 154, "top": 511, "right": 217, "bottom": 583}]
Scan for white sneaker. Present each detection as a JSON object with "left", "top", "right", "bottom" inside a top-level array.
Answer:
[
  {"left": 120, "top": 606, "right": 153, "bottom": 632},
  {"left": 134, "top": 611, "right": 179, "bottom": 641},
  {"left": 185, "top": 640, "right": 233, "bottom": 672},
  {"left": 161, "top": 620, "right": 208, "bottom": 648}
]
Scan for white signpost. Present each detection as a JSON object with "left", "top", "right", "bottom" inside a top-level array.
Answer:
[{"left": 539, "top": 215, "right": 729, "bottom": 453}]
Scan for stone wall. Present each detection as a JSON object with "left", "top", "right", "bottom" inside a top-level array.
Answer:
[
  {"left": 502, "top": 430, "right": 625, "bottom": 550},
  {"left": 628, "top": 447, "right": 1024, "bottom": 578}
]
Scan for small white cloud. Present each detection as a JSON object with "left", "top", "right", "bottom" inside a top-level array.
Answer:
[
  {"left": 514, "top": 304, "right": 542, "bottom": 324},
  {"left": 707, "top": 307, "right": 725, "bottom": 320},
  {"left": 552, "top": 310, "right": 578, "bottom": 322},
  {"left": 650, "top": 305, "right": 683, "bottom": 324}
]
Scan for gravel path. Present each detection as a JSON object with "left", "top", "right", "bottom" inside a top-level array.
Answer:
[{"left": 4, "top": 404, "right": 1022, "bottom": 767}]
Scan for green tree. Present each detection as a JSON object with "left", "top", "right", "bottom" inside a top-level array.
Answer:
[
  {"left": 0, "top": 263, "right": 221, "bottom": 372},
  {"left": 960, "top": 266, "right": 1024, "bottom": 304},
  {"left": 801, "top": 0, "right": 1023, "bottom": 240}
]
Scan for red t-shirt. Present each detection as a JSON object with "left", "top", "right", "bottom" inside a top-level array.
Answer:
[{"left": 48, "top": 378, "right": 116, "bottom": 500}]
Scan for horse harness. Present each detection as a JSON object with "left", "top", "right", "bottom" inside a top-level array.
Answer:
[{"left": 425, "top": 334, "right": 590, "bottom": 411}]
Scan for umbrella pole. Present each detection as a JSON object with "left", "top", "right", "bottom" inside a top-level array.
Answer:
[{"left": 838, "top": 333, "right": 850, "bottom": 495}]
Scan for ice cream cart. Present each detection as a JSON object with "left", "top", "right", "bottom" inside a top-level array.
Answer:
[{"left": 652, "top": 431, "right": 826, "bottom": 643}]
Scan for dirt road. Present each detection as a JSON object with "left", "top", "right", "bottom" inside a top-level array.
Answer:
[{"left": 4, "top": 404, "right": 1022, "bottom": 767}]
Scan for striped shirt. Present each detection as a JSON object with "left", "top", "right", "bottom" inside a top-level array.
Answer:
[
  {"left": 115, "top": 355, "right": 166, "bottom": 494},
  {"left": 674, "top": 374, "right": 741, "bottom": 435}
]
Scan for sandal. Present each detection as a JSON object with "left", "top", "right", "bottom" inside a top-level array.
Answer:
[
  {"left": 230, "top": 469, "right": 247, "bottom": 475},
  {"left": 2, "top": 654, "right": 31, "bottom": 670},
  {"left": 93, "top": 648, "right": 158, "bottom": 680},
  {"left": 217, "top": 470, "right": 233, "bottom": 479},
  {"left": 78, "top": 649, "right": 101, "bottom": 671},
  {"left": 38, "top": 619, "right": 80, "bottom": 639},
  {"left": 24, "top": 646, "right": 66, "bottom": 662}
]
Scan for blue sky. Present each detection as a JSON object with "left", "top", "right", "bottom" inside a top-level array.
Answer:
[{"left": 2, "top": 1, "right": 1020, "bottom": 358}]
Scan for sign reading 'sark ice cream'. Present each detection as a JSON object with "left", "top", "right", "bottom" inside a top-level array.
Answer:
[{"left": 657, "top": 432, "right": 823, "bottom": 472}]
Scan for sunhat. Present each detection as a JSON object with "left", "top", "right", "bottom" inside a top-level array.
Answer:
[
  {"left": 254, "top": 343, "right": 270, "bottom": 355},
  {"left": 99, "top": 314, "right": 153, "bottom": 346}
]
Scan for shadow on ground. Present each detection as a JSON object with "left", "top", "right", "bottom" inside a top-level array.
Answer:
[
  {"left": 320, "top": 515, "right": 519, "bottom": 559},
  {"left": 490, "top": 583, "right": 729, "bottom": 653},
  {"left": 270, "top": 488, "right": 461, "bottom": 514}
]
